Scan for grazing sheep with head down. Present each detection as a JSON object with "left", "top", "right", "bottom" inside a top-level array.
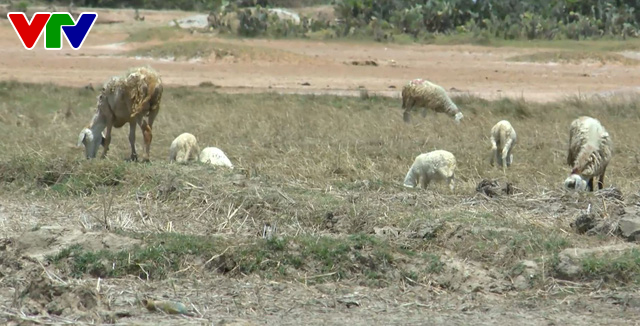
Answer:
[
  {"left": 77, "top": 66, "right": 163, "bottom": 162},
  {"left": 199, "top": 147, "right": 234, "bottom": 169},
  {"left": 490, "top": 120, "right": 517, "bottom": 173},
  {"left": 169, "top": 133, "right": 200, "bottom": 163},
  {"left": 403, "top": 150, "right": 457, "bottom": 191},
  {"left": 401, "top": 78, "right": 463, "bottom": 124},
  {"left": 564, "top": 116, "right": 612, "bottom": 192}
]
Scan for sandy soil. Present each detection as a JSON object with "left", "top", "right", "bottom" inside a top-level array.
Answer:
[{"left": 0, "top": 7, "right": 638, "bottom": 103}]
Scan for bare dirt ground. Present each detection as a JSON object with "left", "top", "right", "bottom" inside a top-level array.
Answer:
[
  {"left": 1, "top": 6, "right": 640, "bottom": 326},
  {"left": 0, "top": 7, "right": 638, "bottom": 102}
]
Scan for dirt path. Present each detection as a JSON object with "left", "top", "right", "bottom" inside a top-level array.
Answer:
[{"left": 0, "top": 8, "right": 638, "bottom": 102}]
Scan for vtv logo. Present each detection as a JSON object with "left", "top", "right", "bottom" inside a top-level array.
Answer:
[{"left": 7, "top": 12, "right": 98, "bottom": 50}]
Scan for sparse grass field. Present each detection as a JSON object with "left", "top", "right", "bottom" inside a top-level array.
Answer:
[
  {"left": 2, "top": 79, "right": 640, "bottom": 323},
  {"left": 2, "top": 5, "right": 640, "bottom": 325}
]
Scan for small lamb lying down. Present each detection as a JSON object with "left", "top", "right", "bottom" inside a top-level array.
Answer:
[{"left": 199, "top": 147, "right": 233, "bottom": 169}]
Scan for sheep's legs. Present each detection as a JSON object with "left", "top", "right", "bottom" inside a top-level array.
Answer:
[
  {"left": 402, "top": 97, "right": 414, "bottom": 123},
  {"left": 420, "top": 107, "right": 427, "bottom": 118},
  {"left": 490, "top": 137, "right": 497, "bottom": 167},
  {"left": 598, "top": 168, "right": 606, "bottom": 190},
  {"left": 101, "top": 124, "right": 113, "bottom": 159},
  {"left": 420, "top": 177, "right": 429, "bottom": 189},
  {"left": 128, "top": 122, "right": 138, "bottom": 162},
  {"left": 502, "top": 139, "right": 513, "bottom": 167},
  {"left": 447, "top": 174, "right": 455, "bottom": 192},
  {"left": 501, "top": 142, "right": 511, "bottom": 175},
  {"left": 403, "top": 109, "right": 411, "bottom": 123},
  {"left": 587, "top": 177, "right": 594, "bottom": 192},
  {"left": 140, "top": 121, "right": 152, "bottom": 162},
  {"left": 140, "top": 109, "right": 159, "bottom": 162}
]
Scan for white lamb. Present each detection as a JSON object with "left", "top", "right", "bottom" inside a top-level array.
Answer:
[
  {"left": 403, "top": 150, "right": 457, "bottom": 191},
  {"left": 564, "top": 116, "right": 612, "bottom": 192},
  {"left": 401, "top": 78, "right": 464, "bottom": 124},
  {"left": 489, "top": 120, "right": 517, "bottom": 173},
  {"left": 199, "top": 147, "right": 233, "bottom": 169},
  {"left": 169, "top": 132, "right": 200, "bottom": 163}
]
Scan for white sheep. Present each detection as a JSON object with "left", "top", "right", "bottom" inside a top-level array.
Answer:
[
  {"left": 199, "top": 147, "right": 234, "bottom": 169},
  {"left": 169, "top": 133, "right": 200, "bottom": 163},
  {"left": 403, "top": 150, "right": 457, "bottom": 191},
  {"left": 564, "top": 116, "right": 613, "bottom": 192},
  {"left": 490, "top": 120, "right": 517, "bottom": 173},
  {"left": 401, "top": 78, "right": 464, "bottom": 124},
  {"left": 77, "top": 66, "right": 163, "bottom": 162}
]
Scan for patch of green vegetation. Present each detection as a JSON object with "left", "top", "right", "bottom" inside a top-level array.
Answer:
[
  {"left": 507, "top": 51, "right": 639, "bottom": 65},
  {"left": 448, "top": 222, "right": 573, "bottom": 269},
  {"left": 199, "top": 1, "right": 640, "bottom": 47},
  {"left": 424, "top": 253, "right": 445, "bottom": 274},
  {"left": 48, "top": 233, "right": 221, "bottom": 279},
  {"left": 81, "top": 0, "right": 330, "bottom": 11},
  {"left": 45, "top": 232, "right": 438, "bottom": 285},
  {"left": 580, "top": 249, "right": 640, "bottom": 285}
]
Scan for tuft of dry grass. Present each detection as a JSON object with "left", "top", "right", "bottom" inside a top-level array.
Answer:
[{"left": 507, "top": 50, "right": 640, "bottom": 65}]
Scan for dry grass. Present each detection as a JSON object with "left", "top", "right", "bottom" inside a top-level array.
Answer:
[
  {"left": 507, "top": 50, "right": 640, "bottom": 65},
  {"left": 2, "top": 81, "right": 640, "bottom": 325},
  {"left": 125, "top": 26, "right": 187, "bottom": 43}
]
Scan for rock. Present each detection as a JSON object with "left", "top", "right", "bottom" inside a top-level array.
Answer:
[
  {"left": 595, "top": 187, "right": 624, "bottom": 201},
  {"left": 571, "top": 213, "right": 598, "bottom": 234},
  {"left": 555, "top": 243, "right": 637, "bottom": 280},
  {"left": 217, "top": 319, "right": 256, "bottom": 326},
  {"left": 408, "top": 219, "right": 445, "bottom": 240},
  {"left": 619, "top": 215, "right": 640, "bottom": 242},
  {"left": 476, "top": 179, "right": 500, "bottom": 197},
  {"left": 373, "top": 226, "right": 400, "bottom": 238},
  {"left": 475, "top": 179, "right": 516, "bottom": 198},
  {"left": 168, "top": 14, "right": 209, "bottom": 29},
  {"left": 511, "top": 260, "right": 539, "bottom": 290}
]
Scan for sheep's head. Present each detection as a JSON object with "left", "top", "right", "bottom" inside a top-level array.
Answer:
[
  {"left": 77, "top": 128, "right": 103, "bottom": 159},
  {"left": 564, "top": 174, "right": 588, "bottom": 191},
  {"left": 454, "top": 112, "right": 464, "bottom": 124}
]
